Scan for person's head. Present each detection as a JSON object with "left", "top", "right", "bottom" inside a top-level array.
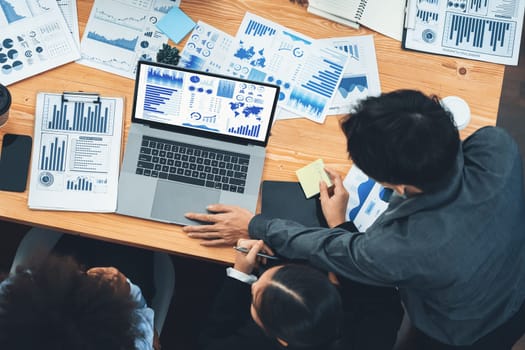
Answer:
[
  {"left": 0, "top": 255, "right": 142, "bottom": 350},
  {"left": 250, "top": 264, "right": 343, "bottom": 348},
  {"left": 342, "top": 89, "right": 460, "bottom": 193}
]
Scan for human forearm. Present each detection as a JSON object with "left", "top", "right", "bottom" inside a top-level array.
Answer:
[{"left": 249, "top": 215, "right": 388, "bottom": 286}]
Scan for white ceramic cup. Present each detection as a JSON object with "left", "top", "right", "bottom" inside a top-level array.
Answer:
[{"left": 441, "top": 96, "right": 471, "bottom": 130}]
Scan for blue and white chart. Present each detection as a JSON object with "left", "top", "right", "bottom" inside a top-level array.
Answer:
[
  {"left": 317, "top": 35, "right": 381, "bottom": 115},
  {"left": 135, "top": 65, "right": 276, "bottom": 142},
  {"left": 178, "top": 21, "right": 235, "bottom": 74},
  {"left": 57, "top": 0, "right": 80, "bottom": 45},
  {"left": 343, "top": 165, "right": 389, "bottom": 231},
  {"left": 78, "top": 0, "right": 180, "bottom": 78},
  {"left": 403, "top": 0, "right": 525, "bottom": 65},
  {"left": 0, "top": 0, "right": 80, "bottom": 86},
  {"left": 179, "top": 13, "right": 351, "bottom": 123},
  {"left": 230, "top": 13, "right": 348, "bottom": 123},
  {"left": 28, "top": 92, "right": 124, "bottom": 212}
]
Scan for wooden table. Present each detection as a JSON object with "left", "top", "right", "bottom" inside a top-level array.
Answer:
[{"left": 0, "top": 0, "right": 504, "bottom": 264}]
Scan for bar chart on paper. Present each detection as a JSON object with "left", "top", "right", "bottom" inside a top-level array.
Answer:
[
  {"left": 39, "top": 134, "right": 67, "bottom": 172},
  {"left": 402, "top": 0, "right": 525, "bottom": 65},
  {"left": 443, "top": 13, "right": 515, "bottom": 55},
  {"left": 66, "top": 176, "right": 94, "bottom": 191},
  {"left": 41, "top": 97, "right": 116, "bottom": 134},
  {"left": 65, "top": 176, "right": 108, "bottom": 192},
  {"left": 28, "top": 92, "right": 124, "bottom": 212}
]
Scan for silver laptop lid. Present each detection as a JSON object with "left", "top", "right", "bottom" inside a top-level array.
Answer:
[{"left": 131, "top": 60, "right": 280, "bottom": 147}]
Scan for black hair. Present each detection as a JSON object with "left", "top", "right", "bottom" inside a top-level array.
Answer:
[
  {"left": 342, "top": 89, "right": 460, "bottom": 192},
  {"left": 0, "top": 255, "right": 142, "bottom": 350},
  {"left": 255, "top": 264, "right": 343, "bottom": 349},
  {"left": 289, "top": 0, "right": 309, "bottom": 5}
]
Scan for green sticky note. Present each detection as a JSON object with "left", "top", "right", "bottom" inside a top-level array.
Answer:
[{"left": 296, "top": 159, "right": 332, "bottom": 199}]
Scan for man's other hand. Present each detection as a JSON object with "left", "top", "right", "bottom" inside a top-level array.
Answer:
[{"left": 320, "top": 167, "right": 349, "bottom": 228}]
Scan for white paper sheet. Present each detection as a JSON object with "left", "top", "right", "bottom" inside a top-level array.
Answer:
[
  {"left": 0, "top": 0, "right": 80, "bottom": 86},
  {"left": 28, "top": 92, "right": 124, "bottom": 212},
  {"left": 180, "top": 14, "right": 356, "bottom": 123},
  {"left": 403, "top": 0, "right": 525, "bottom": 65},
  {"left": 77, "top": 0, "right": 180, "bottom": 78},
  {"left": 178, "top": 21, "right": 235, "bottom": 74},
  {"left": 343, "top": 165, "right": 389, "bottom": 231},
  {"left": 318, "top": 35, "right": 382, "bottom": 115},
  {"left": 57, "top": 0, "right": 80, "bottom": 45}
]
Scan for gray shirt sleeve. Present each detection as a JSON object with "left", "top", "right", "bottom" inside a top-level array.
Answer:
[{"left": 249, "top": 215, "right": 395, "bottom": 287}]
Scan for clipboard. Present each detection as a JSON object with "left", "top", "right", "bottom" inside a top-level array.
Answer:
[{"left": 28, "top": 91, "right": 125, "bottom": 212}]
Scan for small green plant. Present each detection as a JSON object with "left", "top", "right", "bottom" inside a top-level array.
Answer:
[{"left": 156, "top": 44, "right": 181, "bottom": 66}]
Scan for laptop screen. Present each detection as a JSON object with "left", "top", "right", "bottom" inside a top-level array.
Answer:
[{"left": 132, "top": 61, "right": 280, "bottom": 146}]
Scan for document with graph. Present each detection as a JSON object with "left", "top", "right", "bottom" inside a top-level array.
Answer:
[
  {"left": 227, "top": 13, "right": 349, "bottom": 123},
  {"left": 0, "top": 0, "right": 80, "bottom": 86},
  {"left": 403, "top": 0, "right": 525, "bottom": 65},
  {"left": 343, "top": 165, "right": 390, "bottom": 231},
  {"left": 179, "top": 13, "right": 350, "bottom": 123},
  {"left": 316, "top": 36, "right": 381, "bottom": 115},
  {"left": 28, "top": 92, "right": 124, "bottom": 212},
  {"left": 77, "top": 0, "right": 180, "bottom": 78}
]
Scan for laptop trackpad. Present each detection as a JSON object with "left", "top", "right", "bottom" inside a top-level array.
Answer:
[{"left": 151, "top": 181, "right": 220, "bottom": 224}]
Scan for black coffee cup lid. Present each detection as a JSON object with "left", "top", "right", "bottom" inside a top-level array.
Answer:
[{"left": 0, "top": 84, "right": 12, "bottom": 115}]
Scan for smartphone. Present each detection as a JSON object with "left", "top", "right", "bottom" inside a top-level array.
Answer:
[{"left": 0, "top": 134, "right": 32, "bottom": 192}]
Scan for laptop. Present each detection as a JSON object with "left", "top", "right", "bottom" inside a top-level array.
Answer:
[{"left": 116, "top": 61, "right": 279, "bottom": 225}]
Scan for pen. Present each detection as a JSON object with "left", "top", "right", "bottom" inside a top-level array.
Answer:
[{"left": 233, "top": 246, "right": 280, "bottom": 260}]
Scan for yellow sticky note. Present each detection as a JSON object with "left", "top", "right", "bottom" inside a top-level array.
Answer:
[{"left": 296, "top": 159, "right": 332, "bottom": 198}]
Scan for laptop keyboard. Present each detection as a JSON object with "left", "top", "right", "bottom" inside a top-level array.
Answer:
[{"left": 136, "top": 136, "right": 250, "bottom": 194}]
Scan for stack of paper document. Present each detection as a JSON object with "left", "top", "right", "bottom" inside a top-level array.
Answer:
[
  {"left": 178, "top": 13, "right": 382, "bottom": 123},
  {"left": 0, "top": 0, "right": 80, "bottom": 86},
  {"left": 77, "top": 0, "right": 181, "bottom": 79}
]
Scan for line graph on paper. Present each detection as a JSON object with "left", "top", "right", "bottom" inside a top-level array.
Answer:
[
  {"left": 94, "top": 8, "right": 147, "bottom": 30},
  {"left": 87, "top": 31, "right": 138, "bottom": 51},
  {"left": 78, "top": 0, "right": 179, "bottom": 78}
]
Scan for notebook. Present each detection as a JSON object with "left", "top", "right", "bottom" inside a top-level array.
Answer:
[
  {"left": 116, "top": 61, "right": 279, "bottom": 225},
  {"left": 261, "top": 181, "right": 328, "bottom": 227},
  {"left": 307, "top": 0, "right": 406, "bottom": 41}
]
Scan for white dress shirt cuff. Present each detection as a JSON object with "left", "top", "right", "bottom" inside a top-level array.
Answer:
[{"left": 226, "top": 267, "right": 258, "bottom": 284}]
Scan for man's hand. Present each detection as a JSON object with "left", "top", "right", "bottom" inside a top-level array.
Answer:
[
  {"left": 87, "top": 267, "right": 130, "bottom": 296},
  {"left": 319, "top": 167, "right": 349, "bottom": 228},
  {"left": 183, "top": 204, "right": 254, "bottom": 246}
]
